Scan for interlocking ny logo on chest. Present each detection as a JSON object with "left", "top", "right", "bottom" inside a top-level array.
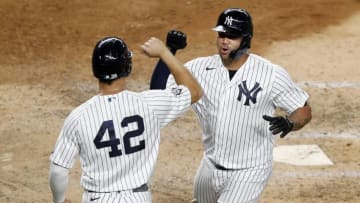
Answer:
[{"left": 237, "top": 81, "right": 262, "bottom": 106}]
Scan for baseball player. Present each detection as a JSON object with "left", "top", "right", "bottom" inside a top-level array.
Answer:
[
  {"left": 150, "top": 8, "right": 312, "bottom": 203},
  {"left": 49, "top": 36, "right": 202, "bottom": 203}
]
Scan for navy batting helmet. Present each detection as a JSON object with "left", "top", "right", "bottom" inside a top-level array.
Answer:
[
  {"left": 92, "top": 37, "right": 132, "bottom": 81},
  {"left": 212, "top": 8, "right": 253, "bottom": 49}
]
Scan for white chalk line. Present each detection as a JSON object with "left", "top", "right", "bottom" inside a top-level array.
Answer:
[
  {"left": 297, "top": 81, "right": 360, "bottom": 89},
  {"left": 272, "top": 170, "right": 360, "bottom": 178},
  {"left": 291, "top": 132, "right": 360, "bottom": 138}
]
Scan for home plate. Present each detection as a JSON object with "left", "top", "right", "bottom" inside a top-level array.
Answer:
[{"left": 273, "top": 145, "right": 333, "bottom": 166}]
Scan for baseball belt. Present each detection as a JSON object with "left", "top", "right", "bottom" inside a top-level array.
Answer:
[
  {"left": 86, "top": 184, "right": 149, "bottom": 193},
  {"left": 214, "top": 164, "right": 228, "bottom": 170}
]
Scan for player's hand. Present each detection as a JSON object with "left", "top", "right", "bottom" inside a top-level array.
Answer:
[
  {"left": 141, "top": 37, "right": 168, "bottom": 58},
  {"left": 263, "top": 115, "right": 294, "bottom": 138},
  {"left": 166, "top": 30, "right": 187, "bottom": 51}
]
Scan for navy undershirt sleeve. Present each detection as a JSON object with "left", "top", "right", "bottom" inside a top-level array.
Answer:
[{"left": 150, "top": 49, "right": 177, "bottom": 89}]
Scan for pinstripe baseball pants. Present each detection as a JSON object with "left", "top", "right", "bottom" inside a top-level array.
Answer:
[{"left": 192, "top": 156, "right": 272, "bottom": 203}]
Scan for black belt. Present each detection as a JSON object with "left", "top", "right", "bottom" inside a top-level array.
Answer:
[
  {"left": 132, "top": 184, "right": 149, "bottom": 192},
  {"left": 214, "top": 164, "right": 229, "bottom": 170},
  {"left": 87, "top": 184, "right": 149, "bottom": 193}
]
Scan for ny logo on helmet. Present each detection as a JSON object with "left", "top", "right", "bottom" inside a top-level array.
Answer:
[
  {"left": 237, "top": 81, "right": 262, "bottom": 106},
  {"left": 224, "top": 16, "right": 234, "bottom": 26}
]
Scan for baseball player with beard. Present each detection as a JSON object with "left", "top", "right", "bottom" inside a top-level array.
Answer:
[
  {"left": 150, "top": 8, "right": 312, "bottom": 203},
  {"left": 48, "top": 36, "right": 202, "bottom": 203}
]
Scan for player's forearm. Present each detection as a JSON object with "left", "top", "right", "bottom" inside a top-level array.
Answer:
[
  {"left": 49, "top": 163, "right": 70, "bottom": 203},
  {"left": 149, "top": 49, "right": 178, "bottom": 90},
  {"left": 150, "top": 59, "right": 171, "bottom": 90},
  {"left": 288, "top": 103, "right": 312, "bottom": 131},
  {"left": 160, "top": 51, "right": 202, "bottom": 103},
  {"left": 141, "top": 37, "right": 201, "bottom": 102}
]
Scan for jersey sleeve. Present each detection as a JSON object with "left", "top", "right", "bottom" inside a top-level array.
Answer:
[
  {"left": 142, "top": 85, "right": 191, "bottom": 128},
  {"left": 50, "top": 114, "right": 79, "bottom": 169},
  {"left": 271, "top": 66, "right": 309, "bottom": 114},
  {"left": 166, "top": 74, "right": 176, "bottom": 88}
]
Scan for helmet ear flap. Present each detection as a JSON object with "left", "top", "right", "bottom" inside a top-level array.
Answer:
[
  {"left": 240, "top": 35, "right": 252, "bottom": 49},
  {"left": 122, "top": 51, "right": 132, "bottom": 76}
]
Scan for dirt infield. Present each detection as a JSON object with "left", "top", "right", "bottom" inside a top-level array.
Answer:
[{"left": 1, "top": 0, "right": 360, "bottom": 202}]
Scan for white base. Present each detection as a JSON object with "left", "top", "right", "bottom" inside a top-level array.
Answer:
[{"left": 273, "top": 144, "right": 333, "bottom": 166}]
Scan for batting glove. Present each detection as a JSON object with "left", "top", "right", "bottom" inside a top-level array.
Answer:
[
  {"left": 263, "top": 115, "right": 294, "bottom": 138},
  {"left": 166, "top": 30, "right": 187, "bottom": 52}
]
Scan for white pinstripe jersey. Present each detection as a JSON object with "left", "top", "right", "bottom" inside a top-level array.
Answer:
[
  {"left": 167, "top": 53, "right": 309, "bottom": 169},
  {"left": 50, "top": 86, "right": 190, "bottom": 192}
]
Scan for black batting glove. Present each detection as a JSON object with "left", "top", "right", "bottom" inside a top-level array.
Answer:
[
  {"left": 166, "top": 30, "right": 187, "bottom": 53},
  {"left": 263, "top": 115, "right": 294, "bottom": 138}
]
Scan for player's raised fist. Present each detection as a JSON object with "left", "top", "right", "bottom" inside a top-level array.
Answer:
[
  {"left": 141, "top": 37, "right": 168, "bottom": 58},
  {"left": 166, "top": 30, "right": 187, "bottom": 51}
]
